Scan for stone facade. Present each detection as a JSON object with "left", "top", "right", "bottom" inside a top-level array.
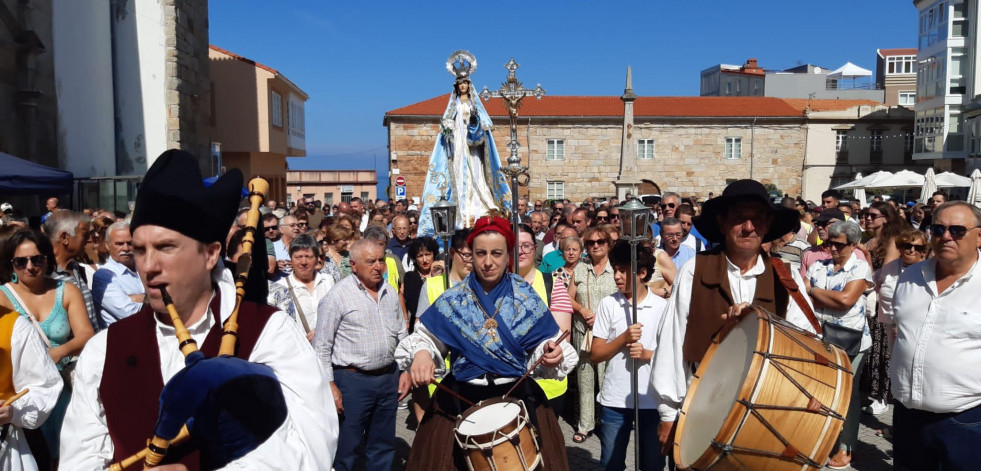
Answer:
[
  {"left": 388, "top": 117, "right": 808, "bottom": 203},
  {"left": 164, "top": 0, "right": 212, "bottom": 174}
]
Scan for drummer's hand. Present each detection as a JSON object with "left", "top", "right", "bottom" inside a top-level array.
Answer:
[
  {"left": 410, "top": 350, "right": 436, "bottom": 388},
  {"left": 659, "top": 420, "right": 677, "bottom": 455},
  {"left": 541, "top": 340, "right": 563, "bottom": 367},
  {"left": 329, "top": 381, "right": 343, "bottom": 414},
  {"left": 0, "top": 406, "right": 11, "bottom": 425},
  {"left": 397, "top": 372, "right": 411, "bottom": 401},
  {"left": 722, "top": 302, "right": 752, "bottom": 325},
  {"left": 626, "top": 323, "right": 643, "bottom": 343}
]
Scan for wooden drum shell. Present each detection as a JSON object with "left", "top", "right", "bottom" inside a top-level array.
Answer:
[
  {"left": 454, "top": 396, "right": 541, "bottom": 471},
  {"left": 674, "top": 308, "right": 853, "bottom": 471}
]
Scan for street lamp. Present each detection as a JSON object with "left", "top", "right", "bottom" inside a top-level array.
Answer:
[
  {"left": 430, "top": 196, "right": 458, "bottom": 289},
  {"left": 616, "top": 198, "right": 651, "bottom": 471}
]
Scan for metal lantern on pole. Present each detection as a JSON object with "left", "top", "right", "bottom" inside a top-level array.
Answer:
[
  {"left": 430, "top": 196, "right": 458, "bottom": 289},
  {"left": 617, "top": 199, "right": 651, "bottom": 471}
]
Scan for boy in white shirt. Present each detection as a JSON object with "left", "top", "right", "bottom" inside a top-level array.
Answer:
[{"left": 591, "top": 241, "right": 667, "bottom": 471}]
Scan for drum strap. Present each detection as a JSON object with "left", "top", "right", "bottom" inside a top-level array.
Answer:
[{"left": 768, "top": 259, "right": 822, "bottom": 335}]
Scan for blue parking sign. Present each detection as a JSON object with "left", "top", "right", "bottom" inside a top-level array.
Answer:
[{"left": 395, "top": 185, "right": 406, "bottom": 198}]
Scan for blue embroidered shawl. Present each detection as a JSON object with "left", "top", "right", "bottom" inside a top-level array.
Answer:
[{"left": 420, "top": 273, "right": 558, "bottom": 381}]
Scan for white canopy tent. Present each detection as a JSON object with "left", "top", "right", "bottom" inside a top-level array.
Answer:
[
  {"left": 834, "top": 171, "right": 894, "bottom": 190},
  {"left": 935, "top": 171, "right": 972, "bottom": 187},
  {"left": 868, "top": 170, "right": 924, "bottom": 189}
]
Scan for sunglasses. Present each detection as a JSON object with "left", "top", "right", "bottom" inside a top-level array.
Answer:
[
  {"left": 864, "top": 213, "right": 883, "bottom": 220},
  {"left": 11, "top": 255, "right": 45, "bottom": 270},
  {"left": 661, "top": 203, "right": 676, "bottom": 209},
  {"left": 815, "top": 221, "right": 830, "bottom": 228},
  {"left": 825, "top": 241, "right": 850, "bottom": 251},
  {"left": 263, "top": 226, "right": 278, "bottom": 232},
  {"left": 596, "top": 215, "right": 609, "bottom": 221},
  {"left": 585, "top": 239, "right": 608, "bottom": 247},
  {"left": 897, "top": 242, "right": 927, "bottom": 253},
  {"left": 928, "top": 224, "right": 979, "bottom": 239},
  {"left": 609, "top": 213, "right": 620, "bottom": 219}
]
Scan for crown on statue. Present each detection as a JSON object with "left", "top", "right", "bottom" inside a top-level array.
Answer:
[{"left": 446, "top": 50, "right": 477, "bottom": 81}]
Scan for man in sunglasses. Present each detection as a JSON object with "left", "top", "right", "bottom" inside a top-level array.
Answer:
[
  {"left": 891, "top": 202, "right": 981, "bottom": 471},
  {"left": 650, "top": 192, "right": 681, "bottom": 243}
]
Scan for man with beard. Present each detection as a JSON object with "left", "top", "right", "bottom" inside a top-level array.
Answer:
[{"left": 92, "top": 221, "right": 146, "bottom": 326}]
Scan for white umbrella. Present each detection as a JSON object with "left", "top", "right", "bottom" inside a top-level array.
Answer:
[
  {"left": 967, "top": 169, "right": 981, "bottom": 208},
  {"left": 853, "top": 187, "right": 868, "bottom": 209},
  {"left": 870, "top": 170, "right": 924, "bottom": 189},
  {"left": 920, "top": 168, "right": 938, "bottom": 203},
  {"left": 834, "top": 171, "right": 893, "bottom": 190},
  {"left": 935, "top": 171, "right": 972, "bottom": 187}
]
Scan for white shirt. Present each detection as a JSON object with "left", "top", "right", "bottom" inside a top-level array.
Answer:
[
  {"left": 595, "top": 290, "right": 665, "bottom": 409},
  {"left": 0, "top": 316, "right": 63, "bottom": 471},
  {"left": 651, "top": 254, "right": 816, "bottom": 422},
  {"left": 61, "top": 263, "right": 339, "bottom": 469},
  {"left": 272, "top": 239, "right": 289, "bottom": 261},
  {"left": 805, "top": 253, "right": 873, "bottom": 352},
  {"left": 873, "top": 258, "right": 908, "bottom": 325},
  {"left": 890, "top": 252, "right": 981, "bottom": 413},
  {"left": 277, "top": 272, "right": 334, "bottom": 331}
]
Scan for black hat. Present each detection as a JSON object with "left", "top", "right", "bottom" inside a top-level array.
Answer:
[
  {"left": 693, "top": 179, "right": 800, "bottom": 244},
  {"left": 814, "top": 208, "right": 845, "bottom": 223},
  {"left": 131, "top": 150, "right": 243, "bottom": 246}
]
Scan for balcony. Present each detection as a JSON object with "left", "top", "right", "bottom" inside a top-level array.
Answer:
[{"left": 835, "top": 150, "right": 849, "bottom": 164}]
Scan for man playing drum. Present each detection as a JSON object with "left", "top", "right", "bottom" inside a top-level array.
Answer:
[
  {"left": 650, "top": 179, "right": 817, "bottom": 452},
  {"left": 395, "top": 216, "right": 578, "bottom": 471}
]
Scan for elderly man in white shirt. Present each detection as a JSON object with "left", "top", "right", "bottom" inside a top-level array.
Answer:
[
  {"left": 92, "top": 222, "right": 145, "bottom": 327},
  {"left": 890, "top": 201, "right": 981, "bottom": 471},
  {"left": 650, "top": 180, "right": 815, "bottom": 454}
]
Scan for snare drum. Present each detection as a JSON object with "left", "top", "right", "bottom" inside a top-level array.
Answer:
[
  {"left": 454, "top": 397, "right": 542, "bottom": 471},
  {"left": 674, "top": 306, "right": 853, "bottom": 471}
]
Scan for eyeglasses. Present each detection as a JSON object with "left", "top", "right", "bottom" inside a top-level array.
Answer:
[
  {"left": 297, "top": 222, "right": 309, "bottom": 227},
  {"left": 662, "top": 232, "right": 684, "bottom": 239},
  {"left": 814, "top": 221, "right": 830, "bottom": 228},
  {"left": 661, "top": 203, "right": 676, "bottom": 209},
  {"left": 864, "top": 213, "right": 883, "bottom": 220},
  {"left": 595, "top": 215, "right": 609, "bottom": 221},
  {"left": 408, "top": 220, "right": 417, "bottom": 225},
  {"left": 585, "top": 239, "right": 608, "bottom": 247},
  {"left": 264, "top": 226, "right": 278, "bottom": 232},
  {"left": 518, "top": 243, "right": 536, "bottom": 254},
  {"left": 455, "top": 251, "right": 473, "bottom": 262},
  {"left": 928, "top": 224, "right": 979, "bottom": 239},
  {"left": 897, "top": 242, "right": 927, "bottom": 253},
  {"left": 11, "top": 255, "right": 45, "bottom": 270},
  {"left": 825, "top": 241, "right": 850, "bottom": 251},
  {"left": 609, "top": 213, "right": 620, "bottom": 219}
]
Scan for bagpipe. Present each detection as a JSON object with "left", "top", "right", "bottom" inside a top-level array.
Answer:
[{"left": 108, "top": 178, "right": 287, "bottom": 471}]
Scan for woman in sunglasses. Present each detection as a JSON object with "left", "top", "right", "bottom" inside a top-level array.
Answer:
[
  {"left": 874, "top": 228, "right": 928, "bottom": 356},
  {"left": 860, "top": 201, "right": 905, "bottom": 419},
  {"left": 0, "top": 230, "right": 94, "bottom": 465}
]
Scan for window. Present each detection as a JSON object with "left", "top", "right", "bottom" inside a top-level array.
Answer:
[
  {"left": 324, "top": 193, "right": 333, "bottom": 206},
  {"left": 546, "top": 139, "right": 565, "bottom": 161},
  {"left": 637, "top": 139, "right": 655, "bottom": 160},
  {"left": 905, "top": 132, "right": 915, "bottom": 153},
  {"left": 724, "top": 137, "right": 742, "bottom": 159},
  {"left": 546, "top": 181, "right": 564, "bottom": 200},
  {"left": 886, "top": 56, "right": 916, "bottom": 75},
  {"left": 270, "top": 91, "right": 283, "bottom": 127},
  {"left": 835, "top": 130, "right": 849, "bottom": 152},
  {"left": 361, "top": 191, "right": 369, "bottom": 201},
  {"left": 288, "top": 99, "right": 305, "bottom": 137},
  {"left": 899, "top": 91, "right": 916, "bottom": 106},
  {"left": 870, "top": 130, "right": 883, "bottom": 152},
  {"left": 725, "top": 82, "right": 732, "bottom": 95}
]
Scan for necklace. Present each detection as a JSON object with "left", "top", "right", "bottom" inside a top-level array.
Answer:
[{"left": 471, "top": 289, "right": 501, "bottom": 341}]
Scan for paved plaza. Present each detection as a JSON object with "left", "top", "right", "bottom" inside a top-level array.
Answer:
[{"left": 387, "top": 403, "right": 894, "bottom": 470}]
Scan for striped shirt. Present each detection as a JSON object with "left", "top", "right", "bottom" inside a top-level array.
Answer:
[
  {"left": 313, "top": 274, "right": 407, "bottom": 382},
  {"left": 53, "top": 261, "right": 101, "bottom": 331}
]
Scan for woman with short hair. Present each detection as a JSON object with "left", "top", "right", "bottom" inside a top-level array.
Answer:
[{"left": 277, "top": 234, "right": 334, "bottom": 341}]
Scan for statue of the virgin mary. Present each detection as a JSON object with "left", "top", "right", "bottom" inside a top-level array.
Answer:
[{"left": 417, "top": 50, "right": 511, "bottom": 236}]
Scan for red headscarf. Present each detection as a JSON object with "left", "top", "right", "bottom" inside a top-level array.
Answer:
[{"left": 466, "top": 216, "right": 515, "bottom": 251}]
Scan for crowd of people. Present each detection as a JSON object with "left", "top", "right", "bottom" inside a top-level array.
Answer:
[{"left": 0, "top": 164, "right": 977, "bottom": 471}]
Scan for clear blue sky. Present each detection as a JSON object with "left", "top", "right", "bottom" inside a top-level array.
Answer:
[{"left": 209, "top": 0, "right": 918, "bottom": 196}]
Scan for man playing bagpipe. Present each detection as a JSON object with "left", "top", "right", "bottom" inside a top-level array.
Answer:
[{"left": 61, "top": 150, "right": 338, "bottom": 470}]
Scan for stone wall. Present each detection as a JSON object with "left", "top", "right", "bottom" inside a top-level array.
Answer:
[
  {"left": 387, "top": 117, "right": 808, "bottom": 203},
  {"left": 164, "top": 0, "right": 211, "bottom": 173}
]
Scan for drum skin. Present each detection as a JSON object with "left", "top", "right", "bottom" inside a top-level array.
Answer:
[
  {"left": 455, "top": 397, "right": 541, "bottom": 471},
  {"left": 674, "top": 308, "right": 853, "bottom": 471}
]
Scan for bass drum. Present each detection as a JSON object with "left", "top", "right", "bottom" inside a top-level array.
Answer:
[{"left": 674, "top": 306, "right": 853, "bottom": 471}]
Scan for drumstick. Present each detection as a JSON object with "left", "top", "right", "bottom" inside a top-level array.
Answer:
[
  {"left": 430, "top": 380, "right": 475, "bottom": 407},
  {"left": 504, "top": 330, "right": 571, "bottom": 398},
  {"left": 0, "top": 389, "right": 28, "bottom": 407}
]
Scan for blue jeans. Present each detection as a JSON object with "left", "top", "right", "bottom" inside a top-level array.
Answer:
[
  {"left": 599, "top": 406, "right": 664, "bottom": 471},
  {"left": 333, "top": 367, "right": 399, "bottom": 471},
  {"left": 893, "top": 402, "right": 981, "bottom": 471}
]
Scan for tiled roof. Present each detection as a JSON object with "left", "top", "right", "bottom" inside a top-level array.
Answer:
[
  {"left": 209, "top": 44, "right": 279, "bottom": 75},
  {"left": 779, "top": 98, "right": 883, "bottom": 112},
  {"left": 877, "top": 48, "right": 918, "bottom": 57},
  {"left": 386, "top": 95, "right": 810, "bottom": 119}
]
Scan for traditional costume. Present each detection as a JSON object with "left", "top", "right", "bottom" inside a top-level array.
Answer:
[
  {"left": 60, "top": 150, "right": 338, "bottom": 470},
  {"left": 0, "top": 309, "right": 62, "bottom": 471},
  {"left": 395, "top": 217, "right": 577, "bottom": 471}
]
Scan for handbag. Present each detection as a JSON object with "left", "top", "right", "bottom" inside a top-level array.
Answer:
[{"left": 821, "top": 321, "right": 863, "bottom": 356}]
